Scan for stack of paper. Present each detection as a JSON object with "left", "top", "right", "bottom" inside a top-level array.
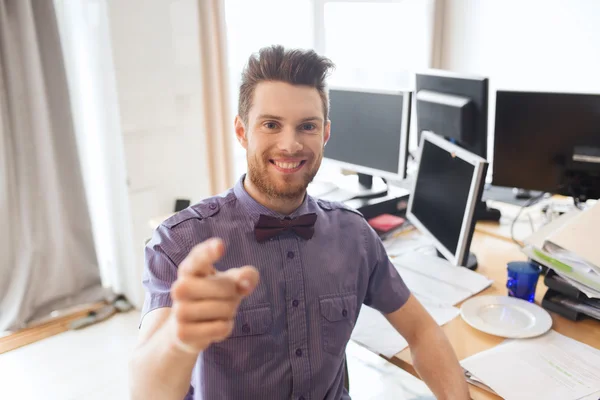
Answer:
[
  {"left": 351, "top": 252, "right": 493, "bottom": 357},
  {"left": 544, "top": 201, "right": 600, "bottom": 269},
  {"left": 523, "top": 202, "right": 600, "bottom": 298},
  {"left": 461, "top": 330, "right": 600, "bottom": 400}
]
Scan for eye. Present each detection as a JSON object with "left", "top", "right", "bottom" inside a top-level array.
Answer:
[
  {"left": 263, "top": 121, "right": 279, "bottom": 130},
  {"left": 301, "top": 123, "right": 317, "bottom": 131}
]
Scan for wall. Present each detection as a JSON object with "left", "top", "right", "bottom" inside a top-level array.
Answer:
[
  {"left": 438, "top": 0, "right": 600, "bottom": 169},
  {"left": 106, "top": 0, "right": 211, "bottom": 307},
  {"left": 440, "top": 0, "right": 600, "bottom": 92}
]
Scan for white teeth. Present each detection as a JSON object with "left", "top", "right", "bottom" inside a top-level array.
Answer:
[{"left": 274, "top": 161, "right": 301, "bottom": 169}]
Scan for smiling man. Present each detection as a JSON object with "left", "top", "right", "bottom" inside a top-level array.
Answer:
[{"left": 130, "top": 45, "right": 469, "bottom": 400}]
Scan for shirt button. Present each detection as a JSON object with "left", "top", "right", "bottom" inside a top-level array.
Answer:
[
  {"left": 209, "top": 203, "right": 217, "bottom": 210},
  {"left": 295, "top": 348, "right": 303, "bottom": 357},
  {"left": 242, "top": 324, "right": 250, "bottom": 333},
  {"left": 287, "top": 251, "right": 295, "bottom": 259},
  {"left": 292, "top": 299, "right": 299, "bottom": 307},
  {"left": 342, "top": 309, "right": 348, "bottom": 317}
]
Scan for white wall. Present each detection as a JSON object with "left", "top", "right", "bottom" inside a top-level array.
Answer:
[
  {"left": 440, "top": 0, "right": 600, "bottom": 93},
  {"left": 106, "top": 0, "right": 211, "bottom": 307},
  {"left": 438, "top": 0, "right": 600, "bottom": 171}
]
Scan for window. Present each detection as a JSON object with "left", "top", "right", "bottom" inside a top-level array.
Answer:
[
  {"left": 224, "top": 0, "right": 314, "bottom": 177},
  {"left": 320, "top": 0, "right": 436, "bottom": 91},
  {"left": 224, "top": 0, "right": 438, "bottom": 177}
]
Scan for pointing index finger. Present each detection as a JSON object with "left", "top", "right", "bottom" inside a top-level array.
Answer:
[{"left": 178, "top": 238, "right": 224, "bottom": 277}]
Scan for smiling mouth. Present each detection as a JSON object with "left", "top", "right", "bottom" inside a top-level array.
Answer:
[{"left": 269, "top": 160, "right": 307, "bottom": 172}]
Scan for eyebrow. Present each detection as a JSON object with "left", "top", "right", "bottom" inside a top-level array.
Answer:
[
  {"left": 299, "top": 116, "right": 324, "bottom": 123},
  {"left": 256, "top": 114, "right": 324, "bottom": 123},
  {"left": 257, "top": 114, "right": 284, "bottom": 121}
]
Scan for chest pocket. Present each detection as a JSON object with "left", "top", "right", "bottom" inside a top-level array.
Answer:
[
  {"left": 207, "top": 304, "right": 275, "bottom": 370},
  {"left": 319, "top": 293, "right": 357, "bottom": 356}
]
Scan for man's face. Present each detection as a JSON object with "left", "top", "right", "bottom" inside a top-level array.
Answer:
[{"left": 236, "top": 81, "right": 330, "bottom": 200}]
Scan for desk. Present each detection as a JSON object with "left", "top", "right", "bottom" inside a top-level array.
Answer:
[
  {"left": 149, "top": 207, "right": 600, "bottom": 398},
  {"left": 388, "top": 228, "right": 600, "bottom": 400}
]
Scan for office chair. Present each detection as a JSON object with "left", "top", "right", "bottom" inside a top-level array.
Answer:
[{"left": 344, "top": 356, "right": 350, "bottom": 392}]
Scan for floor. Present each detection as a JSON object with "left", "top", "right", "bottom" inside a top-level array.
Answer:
[{"left": 0, "top": 311, "right": 434, "bottom": 400}]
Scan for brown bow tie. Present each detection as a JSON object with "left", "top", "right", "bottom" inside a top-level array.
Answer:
[{"left": 254, "top": 213, "right": 317, "bottom": 243}]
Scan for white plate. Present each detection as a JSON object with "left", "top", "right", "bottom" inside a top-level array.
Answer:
[{"left": 460, "top": 295, "right": 552, "bottom": 338}]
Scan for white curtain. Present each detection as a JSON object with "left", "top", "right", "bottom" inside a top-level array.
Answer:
[
  {"left": 0, "top": 0, "right": 235, "bottom": 331},
  {"left": 0, "top": 0, "right": 105, "bottom": 331},
  {"left": 53, "top": 0, "right": 138, "bottom": 308}
]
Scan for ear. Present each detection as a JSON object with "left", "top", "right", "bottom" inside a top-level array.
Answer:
[
  {"left": 324, "top": 120, "right": 331, "bottom": 146},
  {"left": 234, "top": 115, "right": 248, "bottom": 150}
]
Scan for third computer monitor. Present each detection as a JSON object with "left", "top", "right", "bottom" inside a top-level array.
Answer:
[{"left": 493, "top": 90, "right": 600, "bottom": 200}]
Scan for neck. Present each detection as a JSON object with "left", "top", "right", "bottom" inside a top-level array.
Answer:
[{"left": 244, "top": 176, "right": 305, "bottom": 215}]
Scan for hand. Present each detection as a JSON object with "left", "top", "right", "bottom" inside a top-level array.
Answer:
[{"left": 168, "top": 238, "right": 259, "bottom": 355}]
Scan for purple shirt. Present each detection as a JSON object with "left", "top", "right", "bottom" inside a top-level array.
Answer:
[{"left": 142, "top": 175, "right": 411, "bottom": 400}]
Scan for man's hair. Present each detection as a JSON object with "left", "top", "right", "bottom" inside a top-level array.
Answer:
[{"left": 238, "top": 45, "right": 335, "bottom": 124}]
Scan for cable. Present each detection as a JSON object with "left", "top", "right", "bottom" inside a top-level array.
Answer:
[
  {"left": 510, "top": 192, "right": 549, "bottom": 248},
  {"left": 573, "top": 196, "right": 586, "bottom": 210}
]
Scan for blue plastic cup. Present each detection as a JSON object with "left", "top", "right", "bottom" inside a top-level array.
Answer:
[{"left": 506, "top": 261, "right": 542, "bottom": 303}]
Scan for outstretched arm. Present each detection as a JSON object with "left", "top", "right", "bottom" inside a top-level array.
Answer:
[{"left": 385, "top": 294, "right": 469, "bottom": 400}]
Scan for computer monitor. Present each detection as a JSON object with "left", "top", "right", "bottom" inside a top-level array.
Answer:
[
  {"left": 493, "top": 90, "right": 600, "bottom": 202},
  {"left": 414, "top": 70, "right": 500, "bottom": 221},
  {"left": 415, "top": 70, "right": 489, "bottom": 159},
  {"left": 407, "top": 131, "right": 488, "bottom": 270},
  {"left": 323, "top": 88, "right": 411, "bottom": 197}
]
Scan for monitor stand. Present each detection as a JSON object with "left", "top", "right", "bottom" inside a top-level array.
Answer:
[
  {"left": 474, "top": 200, "right": 501, "bottom": 222},
  {"left": 514, "top": 188, "right": 534, "bottom": 200},
  {"left": 337, "top": 173, "right": 389, "bottom": 200},
  {"left": 437, "top": 249, "right": 478, "bottom": 271}
]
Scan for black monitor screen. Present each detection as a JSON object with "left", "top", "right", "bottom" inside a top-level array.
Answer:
[
  {"left": 416, "top": 72, "right": 488, "bottom": 159},
  {"left": 326, "top": 89, "right": 408, "bottom": 176},
  {"left": 411, "top": 139, "right": 475, "bottom": 255},
  {"left": 493, "top": 91, "right": 600, "bottom": 196}
]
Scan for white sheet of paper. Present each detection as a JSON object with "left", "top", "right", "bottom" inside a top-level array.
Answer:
[
  {"left": 461, "top": 330, "right": 600, "bottom": 400},
  {"left": 578, "top": 391, "right": 600, "bottom": 400},
  {"left": 392, "top": 252, "right": 493, "bottom": 306},
  {"left": 350, "top": 298, "right": 460, "bottom": 358},
  {"left": 351, "top": 305, "right": 406, "bottom": 358}
]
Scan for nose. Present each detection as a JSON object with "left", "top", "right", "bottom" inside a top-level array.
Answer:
[{"left": 277, "top": 127, "right": 303, "bottom": 154}]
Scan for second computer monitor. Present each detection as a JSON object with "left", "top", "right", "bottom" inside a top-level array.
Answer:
[
  {"left": 415, "top": 70, "right": 489, "bottom": 159},
  {"left": 325, "top": 88, "right": 411, "bottom": 180},
  {"left": 407, "top": 131, "right": 488, "bottom": 269}
]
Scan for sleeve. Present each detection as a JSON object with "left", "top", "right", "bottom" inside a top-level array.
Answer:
[
  {"left": 140, "top": 223, "right": 192, "bottom": 326},
  {"left": 362, "top": 222, "right": 411, "bottom": 314}
]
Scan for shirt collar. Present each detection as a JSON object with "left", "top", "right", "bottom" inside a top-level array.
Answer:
[{"left": 233, "top": 174, "right": 316, "bottom": 223}]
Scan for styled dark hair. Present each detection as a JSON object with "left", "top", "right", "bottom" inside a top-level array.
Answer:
[{"left": 238, "top": 45, "right": 335, "bottom": 124}]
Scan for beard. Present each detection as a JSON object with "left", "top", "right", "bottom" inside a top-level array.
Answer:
[{"left": 247, "top": 151, "right": 322, "bottom": 200}]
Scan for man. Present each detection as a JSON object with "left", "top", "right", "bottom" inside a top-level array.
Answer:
[{"left": 130, "top": 45, "right": 469, "bottom": 400}]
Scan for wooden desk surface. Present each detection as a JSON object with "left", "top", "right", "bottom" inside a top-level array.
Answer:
[{"left": 388, "top": 230, "right": 600, "bottom": 399}]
